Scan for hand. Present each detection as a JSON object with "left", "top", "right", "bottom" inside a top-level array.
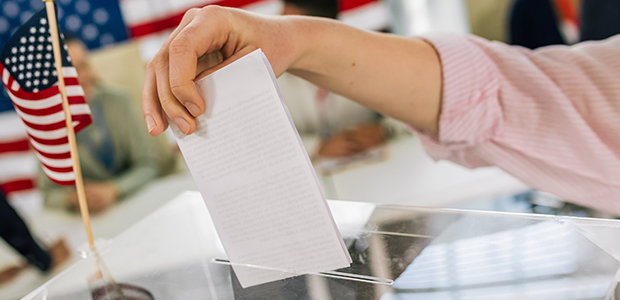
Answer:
[
  {"left": 345, "top": 123, "right": 386, "bottom": 149},
  {"left": 0, "top": 264, "right": 26, "bottom": 286},
  {"left": 142, "top": 6, "right": 307, "bottom": 136},
  {"left": 84, "top": 182, "right": 119, "bottom": 214},
  {"left": 318, "top": 132, "right": 364, "bottom": 157},
  {"left": 317, "top": 124, "right": 385, "bottom": 158},
  {"left": 67, "top": 182, "right": 119, "bottom": 214},
  {"left": 49, "top": 238, "right": 71, "bottom": 269}
]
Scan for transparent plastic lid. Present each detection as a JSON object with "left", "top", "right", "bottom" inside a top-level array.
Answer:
[{"left": 22, "top": 192, "right": 620, "bottom": 300}]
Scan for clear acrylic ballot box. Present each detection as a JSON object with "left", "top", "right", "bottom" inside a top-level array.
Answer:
[{"left": 21, "top": 191, "right": 620, "bottom": 300}]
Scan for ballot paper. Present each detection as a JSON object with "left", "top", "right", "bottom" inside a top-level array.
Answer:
[{"left": 171, "top": 49, "right": 352, "bottom": 287}]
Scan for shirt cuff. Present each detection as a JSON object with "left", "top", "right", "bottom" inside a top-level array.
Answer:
[{"left": 419, "top": 33, "right": 503, "bottom": 148}]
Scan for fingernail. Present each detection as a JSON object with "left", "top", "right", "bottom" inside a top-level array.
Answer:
[
  {"left": 145, "top": 115, "right": 156, "bottom": 133},
  {"left": 185, "top": 102, "right": 201, "bottom": 116},
  {"left": 174, "top": 118, "right": 190, "bottom": 134}
]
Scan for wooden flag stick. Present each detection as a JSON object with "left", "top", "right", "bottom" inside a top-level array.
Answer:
[{"left": 43, "top": 0, "right": 95, "bottom": 250}]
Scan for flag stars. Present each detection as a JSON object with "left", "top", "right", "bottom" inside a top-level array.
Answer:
[
  {"left": 25, "top": 81, "right": 31, "bottom": 87},
  {"left": 33, "top": 79, "right": 39, "bottom": 86},
  {"left": 34, "top": 71, "right": 40, "bottom": 77},
  {"left": 46, "top": 45, "right": 52, "bottom": 51},
  {"left": 27, "top": 54, "right": 33, "bottom": 61},
  {"left": 18, "top": 74, "right": 24, "bottom": 80},
  {"left": 19, "top": 56, "right": 25, "bottom": 62},
  {"left": 4, "top": 58, "right": 9, "bottom": 65},
  {"left": 29, "top": 36, "right": 35, "bottom": 43},
  {"left": 11, "top": 48, "right": 17, "bottom": 54},
  {"left": 38, "top": 36, "right": 45, "bottom": 43},
  {"left": 33, "top": 88, "right": 39, "bottom": 92},
  {"left": 40, "top": 18, "right": 47, "bottom": 25},
  {"left": 11, "top": 57, "right": 17, "bottom": 63},
  {"left": 43, "top": 70, "right": 49, "bottom": 77},
  {"left": 11, "top": 66, "right": 17, "bottom": 73},
  {"left": 20, "top": 37, "right": 27, "bottom": 44},
  {"left": 28, "top": 45, "right": 34, "bottom": 52},
  {"left": 35, "top": 62, "right": 41, "bottom": 68},
  {"left": 45, "top": 53, "right": 51, "bottom": 60},
  {"left": 36, "top": 54, "right": 42, "bottom": 60},
  {"left": 39, "top": 27, "right": 46, "bottom": 34},
  {"left": 30, "top": 27, "right": 36, "bottom": 34},
  {"left": 18, "top": 64, "right": 24, "bottom": 71},
  {"left": 19, "top": 46, "right": 25, "bottom": 53},
  {"left": 67, "top": 56, "right": 71, "bottom": 62},
  {"left": 26, "top": 72, "right": 31, "bottom": 78},
  {"left": 44, "top": 62, "right": 50, "bottom": 68},
  {"left": 52, "top": 70, "right": 57, "bottom": 76},
  {"left": 42, "top": 79, "right": 48, "bottom": 85},
  {"left": 26, "top": 63, "right": 32, "bottom": 69}
]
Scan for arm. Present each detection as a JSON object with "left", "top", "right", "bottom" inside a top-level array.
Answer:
[{"left": 142, "top": 6, "right": 442, "bottom": 137}]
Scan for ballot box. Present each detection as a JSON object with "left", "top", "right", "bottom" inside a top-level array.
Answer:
[{"left": 21, "top": 191, "right": 620, "bottom": 300}]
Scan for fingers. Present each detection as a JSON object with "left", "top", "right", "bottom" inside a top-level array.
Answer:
[
  {"left": 142, "top": 7, "right": 204, "bottom": 135},
  {"left": 155, "top": 58, "right": 196, "bottom": 134},
  {"left": 142, "top": 64, "right": 166, "bottom": 135},
  {"left": 168, "top": 8, "right": 231, "bottom": 119}
]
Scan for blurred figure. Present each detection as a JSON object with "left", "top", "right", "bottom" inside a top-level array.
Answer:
[
  {"left": 279, "top": 0, "right": 396, "bottom": 158},
  {"left": 0, "top": 190, "right": 69, "bottom": 286},
  {"left": 510, "top": 0, "right": 620, "bottom": 49},
  {"left": 39, "top": 37, "right": 176, "bottom": 214}
]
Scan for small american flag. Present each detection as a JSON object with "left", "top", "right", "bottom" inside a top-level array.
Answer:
[{"left": 0, "top": 7, "right": 92, "bottom": 186}]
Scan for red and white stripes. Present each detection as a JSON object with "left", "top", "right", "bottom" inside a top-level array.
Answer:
[{"left": 1, "top": 63, "right": 92, "bottom": 186}]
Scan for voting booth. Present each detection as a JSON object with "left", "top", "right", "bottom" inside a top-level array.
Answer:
[{"left": 21, "top": 191, "right": 620, "bottom": 299}]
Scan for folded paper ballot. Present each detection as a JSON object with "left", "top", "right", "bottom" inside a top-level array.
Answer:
[{"left": 171, "top": 49, "right": 352, "bottom": 287}]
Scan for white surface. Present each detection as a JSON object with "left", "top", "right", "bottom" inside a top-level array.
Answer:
[
  {"left": 388, "top": 0, "right": 470, "bottom": 36},
  {"left": 0, "top": 134, "right": 528, "bottom": 298},
  {"left": 321, "top": 134, "right": 529, "bottom": 207},
  {"left": 0, "top": 172, "right": 198, "bottom": 300}
]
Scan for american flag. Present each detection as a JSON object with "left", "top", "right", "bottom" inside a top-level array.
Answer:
[{"left": 0, "top": 7, "right": 92, "bottom": 186}]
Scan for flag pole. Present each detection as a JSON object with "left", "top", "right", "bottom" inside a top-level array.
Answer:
[{"left": 43, "top": 0, "right": 95, "bottom": 250}]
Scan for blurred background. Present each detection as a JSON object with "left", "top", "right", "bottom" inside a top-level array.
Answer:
[{"left": 1, "top": 0, "right": 615, "bottom": 298}]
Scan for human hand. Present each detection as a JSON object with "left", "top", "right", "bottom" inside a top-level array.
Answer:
[
  {"left": 68, "top": 182, "right": 119, "bottom": 214},
  {"left": 345, "top": 123, "right": 386, "bottom": 149},
  {"left": 142, "top": 6, "right": 308, "bottom": 136},
  {"left": 49, "top": 238, "right": 71, "bottom": 269},
  {"left": 318, "top": 131, "right": 364, "bottom": 157},
  {"left": 0, "top": 264, "right": 26, "bottom": 286},
  {"left": 83, "top": 182, "right": 119, "bottom": 214},
  {"left": 317, "top": 124, "right": 385, "bottom": 158}
]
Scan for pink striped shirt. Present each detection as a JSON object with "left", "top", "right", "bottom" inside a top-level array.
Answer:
[{"left": 418, "top": 33, "right": 620, "bottom": 214}]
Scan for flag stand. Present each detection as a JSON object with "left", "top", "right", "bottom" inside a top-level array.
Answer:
[
  {"left": 42, "top": 2, "right": 123, "bottom": 289},
  {"left": 43, "top": 0, "right": 95, "bottom": 251}
]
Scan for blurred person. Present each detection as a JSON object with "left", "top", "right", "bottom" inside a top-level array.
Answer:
[
  {"left": 141, "top": 7, "right": 620, "bottom": 215},
  {"left": 510, "top": 0, "right": 620, "bottom": 49},
  {"left": 39, "top": 37, "right": 176, "bottom": 214},
  {"left": 0, "top": 190, "right": 69, "bottom": 286},
  {"left": 279, "top": 0, "right": 396, "bottom": 158}
]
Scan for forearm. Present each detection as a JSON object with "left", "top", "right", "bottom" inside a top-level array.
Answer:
[
  {"left": 143, "top": 7, "right": 442, "bottom": 136},
  {"left": 286, "top": 18, "right": 442, "bottom": 134}
]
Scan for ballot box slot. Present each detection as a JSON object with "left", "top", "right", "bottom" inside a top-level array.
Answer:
[{"left": 211, "top": 258, "right": 394, "bottom": 286}]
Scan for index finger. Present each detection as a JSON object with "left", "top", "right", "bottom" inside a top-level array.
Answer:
[{"left": 168, "top": 7, "right": 232, "bottom": 118}]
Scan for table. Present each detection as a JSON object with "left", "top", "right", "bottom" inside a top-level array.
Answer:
[
  {"left": 0, "top": 134, "right": 529, "bottom": 299},
  {"left": 0, "top": 172, "right": 198, "bottom": 300},
  {"left": 21, "top": 191, "right": 620, "bottom": 300},
  {"left": 318, "top": 134, "right": 529, "bottom": 207}
]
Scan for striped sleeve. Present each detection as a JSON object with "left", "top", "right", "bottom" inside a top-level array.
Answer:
[{"left": 414, "top": 34, "right": 503, "bottom": 168}]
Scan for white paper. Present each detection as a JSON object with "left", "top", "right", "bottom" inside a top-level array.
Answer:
[{"left": 171, "top": 49, "right": 352, "bottom": 287}]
